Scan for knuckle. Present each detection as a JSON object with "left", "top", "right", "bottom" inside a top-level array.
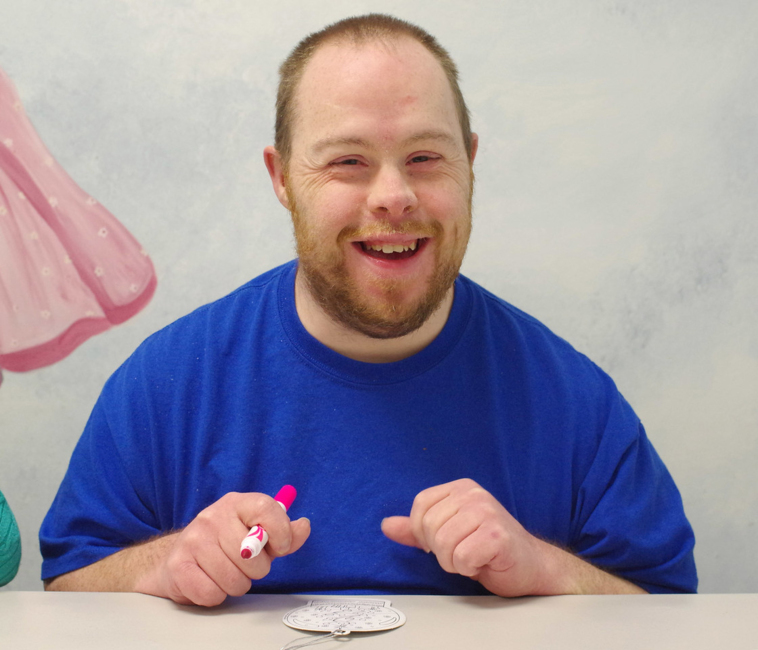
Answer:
[
  {"left": 246, "top": 558, "right": 272, "bottom": 581},
  {"left": 193, "top": 506, "right": 222, "bottom": 531},
  {"left": 172, "top": 563, "right": 224, "bottom": 607},
  {"left": 193, "top": 582, "right": 227, "bottom": 607},
  {"left": 412, "top": 490, "right": 433, "bottom": 512},
  {"left": 452, "top": 550, "right": 477, "bottom": 577},
  {"left": 454, "top": 478, "right": 480, "bottom": 493},
  {"left": 209, "top": 492, "right": 234, "bottom": 511},
  {"left": 177, "top": 524, "right": 207, "bottom": 551},
  {"left": 472, "top": 500, "right": 499, "bottom": 520},
  {"left": 226, "top": 577, "right": 253, "bottom": 597}
]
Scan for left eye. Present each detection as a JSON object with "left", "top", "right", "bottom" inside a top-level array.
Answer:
[
  {"left": 409, "top": 155, "right": 436, "bottom": 164},
  {"left": 336, "top": 159, "right": 360, "bottom": 165}
]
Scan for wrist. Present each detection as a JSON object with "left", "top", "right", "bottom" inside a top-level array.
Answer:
[
  {"left": 530, "top": 537, "right": 647, "bottom": 595},
  {"left": 132, "top": 532, "right": 180, "bottom": 598},
  {"left": 529, "top": 537, "right": 581, "bottom": 595}
]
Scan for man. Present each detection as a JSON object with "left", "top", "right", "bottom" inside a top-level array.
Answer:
[{"left": 41, "top": 14, "right": 697, "bottom": 606}]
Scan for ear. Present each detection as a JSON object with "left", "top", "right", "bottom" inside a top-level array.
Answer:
[
  {"left": 264, "top": 145, "right": 290, "bottom": 209},
  {"left": 469, "top": 133, "right": 479, "bottom": 164}
]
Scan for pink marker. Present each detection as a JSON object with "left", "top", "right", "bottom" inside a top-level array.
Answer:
[{"left": 240, "top": 485, "right": 297, "bottom": 560}]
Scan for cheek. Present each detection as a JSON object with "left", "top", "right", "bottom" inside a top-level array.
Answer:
[
  {"left": 306, "top": 187, "right": 366, "bottom": 232},
  {"left": 417, "top": 185, "right": 470, "bottom": 223}
]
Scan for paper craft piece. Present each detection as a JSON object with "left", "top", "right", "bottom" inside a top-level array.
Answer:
[{"left": 283, "top": 598, "right": 406, "bottom": 633}]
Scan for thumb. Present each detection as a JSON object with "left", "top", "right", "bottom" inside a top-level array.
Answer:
[
  {"left": 381, "top": 516, "right": 423, "bottom": 549},
  {"left": 276, "top": 517, "right": 311, "bottom": 557}
]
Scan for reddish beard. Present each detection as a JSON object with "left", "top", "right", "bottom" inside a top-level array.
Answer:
[{"left": 288, "top": 192, "right": 471, "bottom": 340}]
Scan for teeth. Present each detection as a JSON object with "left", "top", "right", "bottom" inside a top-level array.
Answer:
[{"left": 367, "top": 240, "right": 419, "bottom": 253}]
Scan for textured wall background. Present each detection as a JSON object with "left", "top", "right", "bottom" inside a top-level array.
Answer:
[{"left": 1, "top": 0, "right": 756, "bottom": 593}]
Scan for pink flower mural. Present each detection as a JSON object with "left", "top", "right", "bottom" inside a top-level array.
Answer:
[{"left": 0, "top": 67, "right": 156, "bottom": 385}]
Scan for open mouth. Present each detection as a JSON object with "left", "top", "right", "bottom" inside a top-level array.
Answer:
[{"left": 356, "top": 238, "right": 426, "bottom": 261}]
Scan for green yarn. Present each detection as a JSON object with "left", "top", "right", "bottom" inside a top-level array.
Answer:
[{"left": 0, "top": 490, "right": 22, "bottom": 587}]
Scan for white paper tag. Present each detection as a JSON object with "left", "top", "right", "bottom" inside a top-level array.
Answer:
[{"left": 282, "top": 598, "right": 406, "bottom": 633}]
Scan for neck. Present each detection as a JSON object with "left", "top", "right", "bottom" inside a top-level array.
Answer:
[{"left": 294, "top": 270, "right": 454, "bottom": 363}]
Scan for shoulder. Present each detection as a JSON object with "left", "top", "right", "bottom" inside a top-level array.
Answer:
[
  {"left": 157, "top": 261, "right": 290, "bottom": 336},
  {"left": 460, "top": 274, "right": 608, "bottom": 383},
  {"left": 103, "top": 261, "right": 294, "bottom": 396},
  {"left": 139, "top": 262, "right": 290, "bottom": 353},
  {"left": 458, "top": 274, "right": 636, "bottom": 445}
]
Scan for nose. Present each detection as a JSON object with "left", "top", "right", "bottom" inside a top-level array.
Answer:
[{"left": 367, "top": 164, "right": 418, "bottom": 218}]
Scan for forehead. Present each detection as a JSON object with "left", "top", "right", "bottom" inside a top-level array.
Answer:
[{"left": 291, "top": 37, "right": 461, "bottom": 150}]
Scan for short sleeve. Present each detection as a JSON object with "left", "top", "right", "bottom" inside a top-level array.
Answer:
[
  {"left": 571, "top": 392, "right": 697, "bottom": 593},
  {"left": 39, "top": 382, "right": 161, "bottom": 581}
]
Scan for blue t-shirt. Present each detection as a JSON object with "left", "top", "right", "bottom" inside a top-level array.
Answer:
[{"left": 40, "top": 261, "right": 697, "bottom": 594}]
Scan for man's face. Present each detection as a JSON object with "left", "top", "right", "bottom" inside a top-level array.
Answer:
[{"left": 282, "top": 37, "right": 475, "bottom": 339}]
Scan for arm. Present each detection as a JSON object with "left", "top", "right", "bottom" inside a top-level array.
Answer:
[
  {"left": 382, "top": 479, "right": 646, "bottom": 596},
  {"left": 44, "top": 492, "right": 310, "bottom": 606},
  {"left": 0, "top": 490, "right": 22, "bottom": 587}
]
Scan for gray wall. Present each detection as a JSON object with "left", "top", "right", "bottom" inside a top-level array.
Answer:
[{"left": 1, "top": 0, "right": 756, "bottom": 593}]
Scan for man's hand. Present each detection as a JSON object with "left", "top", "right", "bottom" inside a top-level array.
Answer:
[
  {"left": 46, "top": 491, "right": 311, "bottom": 607},
  {"left": 381, "top": 479, "right": 645, "bottom": 596},
  {"left": 138, "top": 491, "right": 310, "bottom": 606}
]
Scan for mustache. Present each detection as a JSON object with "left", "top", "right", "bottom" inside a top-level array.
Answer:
[{"left": 337, "top": 220, "right": 443, "bottom": 243}]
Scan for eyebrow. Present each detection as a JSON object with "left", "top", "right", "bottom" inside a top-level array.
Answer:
[
  {"left": 402, "top": 130, "right": 459, "bottom": 148},
  {"left": 311, "top": 130, "right": 459, "bottom": 155},
  {"left": 312, "top": 137, "right": 370, "bottom": 155}
]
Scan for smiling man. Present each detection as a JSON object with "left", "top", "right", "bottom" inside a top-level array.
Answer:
[
  {"left": 41, "top": 15, "right": 697, "bottom": 605},
  {"left": 267, "top": 29, "right": 476, "bottom": 358}
]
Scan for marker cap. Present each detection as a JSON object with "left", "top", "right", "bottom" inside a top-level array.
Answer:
[{"left": 274, "top": 485, "right": 297, "bottom": 511}]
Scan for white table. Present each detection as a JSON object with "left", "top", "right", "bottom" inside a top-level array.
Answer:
[{"left": 1, "top": 592, "right": 757, "bottom": 649}]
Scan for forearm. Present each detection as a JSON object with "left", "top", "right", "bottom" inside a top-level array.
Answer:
[
  {"left": 532, "top": 538, "right": 647, "bottom": 595},
  {"left": 44, "top": 532, "right": 180, "bottom": 595}
]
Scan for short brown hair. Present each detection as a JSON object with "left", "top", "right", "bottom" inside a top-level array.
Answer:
[{"left": 275, "top": 13, "right": 473, "bottom": 165}]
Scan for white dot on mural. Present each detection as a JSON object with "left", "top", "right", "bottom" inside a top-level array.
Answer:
[
  {"left": 44, "top": 156, "right": 53, "bottom": 167},
  {"left": 11, "top": 339, "right": 19, "bottom": 348},
  {"left": 85, "top": 310, "right": 96, "bottom": 317},
  {"left": 18, "top": 192, "right": 26, "bottom": 200},
  {"left": 86, "top": 197, "right": 98, "bottom": 206},
  {"left": 41, "top": 267, "right": 51, "bottom": 276},
  {"left": 64, "top": 255, "right": 72, "bottom": 264},
  {"left": 48, "top": 197, "right": 58, "bottom": 207},
  {"left": 0, "top": 206, "right": 7, "bottom": 216},
  {"left": 40, "top": 310, "right": 51, "bottom": 320},
  {"left": 129, "top": 283, "right": 139, "bottom": 293},
  {"left": 2, "top": 138, "right": 12, "bottom": 148},
  {"left": 94, "top": 267, "right": 104, "bottom": 277},
  {"left": 29, "top": 231, "right": 39, "bottom": 240},
  {"left": 98, "top": 227, "right": 108, "bottom": 238}
]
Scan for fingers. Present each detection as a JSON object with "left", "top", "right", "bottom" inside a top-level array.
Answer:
[
  {"left": 238, "top": 493, "right": 296, "bottom": 556},
  {"left": 284, "top": 517, "right": 312, "bottom": 556},
  {"left": 162, "top": 492, "right": 308, "bottom": 606},
  {"left": 449, "top": 522, "right": 510, "bottom": 578},
  {"left": 381, "top": 516, "right": 423, "bottom": 549},
  {"left": 166, "top": 554, "right": 249, "bottom": 607},
  {"left": 408, "top": 479, "right": 489, "bottom": 554},
  {"left": 432, "top": 508, "right": 489, "bottom": 575},
  {"left": 384, "top": 479, "right": 524, "bottom": 583}
]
